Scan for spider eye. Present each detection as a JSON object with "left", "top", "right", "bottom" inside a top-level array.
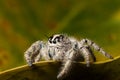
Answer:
[
  {"left": 48, "top": 35, "right": 53, "bottom": 43},
  {"left": 53, "top": 37, "right": 59, "bottom": 44},
  {"left": 53, "top": 40, "right": 56, "bottom": 44},
  {"left": 55, "top": 37, "right": 60, "bottom": 42},
  {"left": 49, "top": 40, "right": 52, "bottom": 43},
  {"left": 59, "top": 35, "right": 64, "bottom": 41},
  {"left": 57, "top": 38, "right": 60, "bottom": 42},
  {"left": 60, "top": 35, "right": 64, "bottom": 39}
]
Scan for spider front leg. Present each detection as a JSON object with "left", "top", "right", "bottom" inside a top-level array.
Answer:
[
  {"left": 57, "top": 45, "right": 78, "bottom": 80},
  {"left": 80, "top": 45, "right": 94, "bottom": 67},
  {"left": 24, "top": 41, "right": 44, "bottom": 66}
]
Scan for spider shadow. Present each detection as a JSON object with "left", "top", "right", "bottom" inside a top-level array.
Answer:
[{"left": 62, "top": 63, "right": 112, "bottom": 80}]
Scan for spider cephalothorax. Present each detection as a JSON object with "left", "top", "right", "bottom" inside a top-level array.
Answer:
[{"left": 24, "top": 34, "right": 113, "bottom": 80}]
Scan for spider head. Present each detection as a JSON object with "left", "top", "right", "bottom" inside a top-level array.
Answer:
[{"left": 48, "top": 34, "right": 69, "bottom": 46}]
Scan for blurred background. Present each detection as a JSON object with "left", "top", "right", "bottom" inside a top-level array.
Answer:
[{"left": 0, "top": 0, "right": 120, "bottom": 71}]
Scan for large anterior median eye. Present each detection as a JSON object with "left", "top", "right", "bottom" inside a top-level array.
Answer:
[
  {"left": 54, "top": 37, "right": 60, "bottom": 42},
  {"left": 53, "top": 36, "right": 59, "bottom": 44},
  {"left": 53, "top": 40, "right": 56, "bottom": 44}
]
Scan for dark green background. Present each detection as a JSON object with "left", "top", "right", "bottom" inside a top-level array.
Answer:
[{"left": 0, "top": 0, "right": 120, "bottom": 71}]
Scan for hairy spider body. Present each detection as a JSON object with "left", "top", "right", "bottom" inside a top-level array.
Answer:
[{"left": 24, "top": 34, "right": 113, "bottom": 80}]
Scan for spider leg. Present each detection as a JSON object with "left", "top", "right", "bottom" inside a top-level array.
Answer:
[
  {"left": 80, "top": 39, "right": 113, "bottom": 59},
  {"left": 86, "top": 46, "right": 96, "bottom": 62},
  {"left": 80, "top": 46, "right": 92, "bottom": 67},
  {"left": 24, "top": 41, "right": 44, "bottom": 66},
  {"left": 57, "top": 47, "right": 77, "bottom": 80}
]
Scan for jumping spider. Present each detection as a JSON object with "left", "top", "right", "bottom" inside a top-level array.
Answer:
[{"left": 24, "top": 34, "right": 113, "bottom": 79}]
